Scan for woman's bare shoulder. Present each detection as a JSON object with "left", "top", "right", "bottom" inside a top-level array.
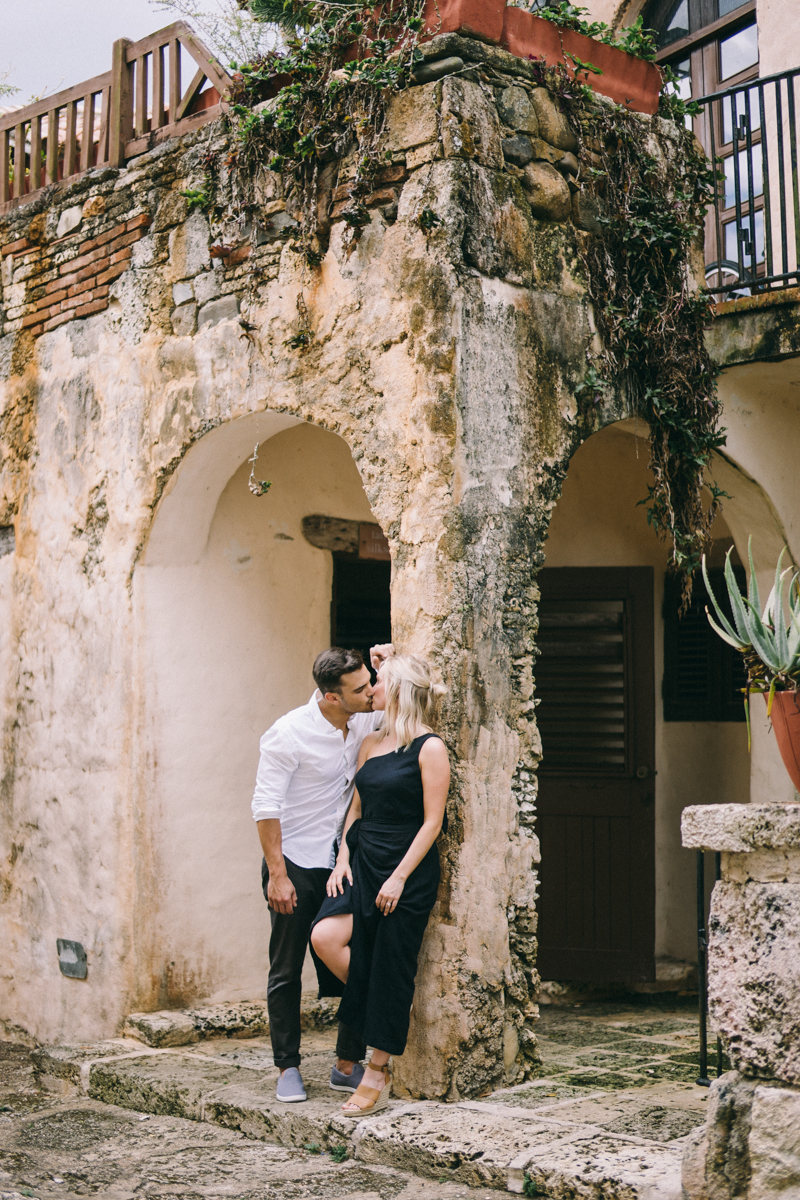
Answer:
[
  {"left": 419, "top": 734, "right": 449, "bottom": 763},
  {"left": 358, "top": 731, "right": 382, "bottom": 762}
]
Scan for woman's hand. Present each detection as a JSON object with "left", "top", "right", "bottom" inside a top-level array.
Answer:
[
  {"left": 376, "top": 873, "right": 405, "bottom": 915},
  {"left": 326, "top": 861, "right": 353, "bottom": 897}
]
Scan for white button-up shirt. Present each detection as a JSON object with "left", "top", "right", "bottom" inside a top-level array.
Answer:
[{"left": 252, "top": 692, "right": 382, "bottom": 869}]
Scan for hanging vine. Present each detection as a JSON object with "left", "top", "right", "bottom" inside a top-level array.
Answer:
[
  {"left": 510, "top": 42, "right": 724, "bottom": 603},
  {"left": 228, "top": 0, "right": 427, "bottom": 265},
  {"left": 566, "top": 74, "right": 724, "bottom": 604},
  {"left": 228, "top": 0, "right": 724, "bottom": 602}
]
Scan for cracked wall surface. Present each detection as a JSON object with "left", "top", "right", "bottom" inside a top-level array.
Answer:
[{"left": 0, "top": 54, "right": 686, "bottom": 1097}]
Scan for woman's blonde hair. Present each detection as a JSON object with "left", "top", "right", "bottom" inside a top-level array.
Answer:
[{"left": 378, "top": 654, "right": 447, "bottom": 751}]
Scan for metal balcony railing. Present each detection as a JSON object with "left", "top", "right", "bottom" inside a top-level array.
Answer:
[{"left": 696, "top": 67, "right": 800, "bottom": 299}]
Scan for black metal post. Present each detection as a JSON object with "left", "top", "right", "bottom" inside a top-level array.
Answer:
[{"left": 697, "top": 849, "right": 710, "bottom": 1086}]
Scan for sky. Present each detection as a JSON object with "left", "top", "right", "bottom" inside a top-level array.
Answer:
[{"left": 3, "top": 0, "right": 169, "bottom": 103}]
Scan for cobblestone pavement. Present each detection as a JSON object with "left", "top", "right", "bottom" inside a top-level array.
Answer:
[{"left": 1, "top": 998, "right": 718, "bottom": 1199}]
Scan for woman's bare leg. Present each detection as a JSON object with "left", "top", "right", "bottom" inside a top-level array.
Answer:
[{"left": 310, "top": 915, "right": 352, "bottom": 984}]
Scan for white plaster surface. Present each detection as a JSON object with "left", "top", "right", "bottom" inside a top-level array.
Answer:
[
  {"left": 136, "top": 423, "right": 376, "bottom": 1008},
  {"left": 755, "top": 0, "right": 800, "bottom": 76}
]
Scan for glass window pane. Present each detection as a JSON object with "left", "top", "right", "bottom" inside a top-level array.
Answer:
[
  {"left": 724, "top": 210, "right": 765, "bottom": 267},
  {"left": 723, "top": 149, "right": 763, "bottom": 208},
  {"left": 670, "top": 57, "right": 693, "bottom": 101},
  {"left": 718, "top": 0, "right": 750, "bottom": 15},
  {"left": 722, "top": 86, "right": 762, "bottom": 144},
  {"left": 720, "top": 23, "right": 758, "bottom": 79},
  {"left": 659, "top": 0, "right": 689, "bottom": 48}
]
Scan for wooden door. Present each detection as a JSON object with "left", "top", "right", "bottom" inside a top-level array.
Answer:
[{"left": 536, "top": 567, "right": 655, "bottom": 982}]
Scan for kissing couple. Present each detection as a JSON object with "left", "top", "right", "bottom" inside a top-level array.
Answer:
[{"left": 252, "top": 644, "right": 449, "bottom": 1114}]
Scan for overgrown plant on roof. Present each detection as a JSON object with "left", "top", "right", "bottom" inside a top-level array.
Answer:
[
  {"left": 228, "top": 0, "right": 426, "bottom": 266},
  {"left": 225, "top": 0, "right": 723, "bottom": 600}
]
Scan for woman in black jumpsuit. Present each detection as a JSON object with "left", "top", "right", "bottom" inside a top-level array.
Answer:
[{"left": 311, "top": 654, "right": 449, "bottom": 1115}]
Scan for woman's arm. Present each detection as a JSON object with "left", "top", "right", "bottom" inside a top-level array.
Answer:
[
  {"left": 326, "top": 786, "right": 362, "bottom": 896},
  {"left": 326, "top": 733, "right": 378, "bottom": 896},
  {"left": 375, "top": 737, "right": 450, "bottom": 915}
]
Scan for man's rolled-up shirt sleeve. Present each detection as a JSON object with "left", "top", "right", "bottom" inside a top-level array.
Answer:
[{"left": 251, "top": 726, "right": 298, "bottom": 822}]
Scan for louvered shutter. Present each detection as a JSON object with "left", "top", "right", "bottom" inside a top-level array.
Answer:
[
  {"left": 537, "top": 600, "right": 627, "bottom": 771},
  {"left": 663, "top": 567, "right": 747, "bottom": 722}
]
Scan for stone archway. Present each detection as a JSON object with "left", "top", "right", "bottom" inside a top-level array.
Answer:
[
  {"left": 132, "top": 413, "right": 383, "bottom": 1012},
  {"left": 538, "top": 420, "right": 753, "bottom": 988}
]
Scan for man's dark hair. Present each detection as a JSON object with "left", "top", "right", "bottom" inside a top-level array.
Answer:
[{"left": 313, "top": 648, "right": 365, "bottom": 696}]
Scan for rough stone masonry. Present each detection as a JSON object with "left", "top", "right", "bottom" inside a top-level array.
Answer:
[{"left": 0, "top": 38, "right": 688, "bottom": 1100}]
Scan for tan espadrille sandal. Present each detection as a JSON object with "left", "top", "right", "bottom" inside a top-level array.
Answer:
[{"left": 340, "top": 1061, "right": 391, "bottom": 1117}]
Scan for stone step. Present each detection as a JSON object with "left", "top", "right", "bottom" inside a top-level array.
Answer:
[
  {"left": 31, "top": 1035, "right": 689, "bottom": 1198},
  {"left": 123, "top": 993, "right": 338, "bottom": 1048}
]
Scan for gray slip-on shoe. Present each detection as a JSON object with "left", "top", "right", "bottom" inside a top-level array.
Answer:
[
  {"left": 330, "top": 1061, "right": 365, "bottom": 1093},
  {"left": 276, "top": 1067, "right": 307, "bottom": 1103}
]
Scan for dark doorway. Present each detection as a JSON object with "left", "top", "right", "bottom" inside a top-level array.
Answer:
[
  {"left": 331, "top": 556, "right": 392, "bottom": 668},
  {"left": 535, "top": 567, "right": 656, "bottom": 983}
]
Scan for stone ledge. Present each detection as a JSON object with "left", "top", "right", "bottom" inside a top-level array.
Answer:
[
  {"left": 681, "top": 804, "right": 800, "bottom": 853},
  {"left": 30, "top": 1037, "right": 690, "bottom": 1198},
  {"left": 713, "top": 286, "right": 800, "bottom": 317},
  {"left": 124, "top": 994, "right": 338, "bottom": 1048}
]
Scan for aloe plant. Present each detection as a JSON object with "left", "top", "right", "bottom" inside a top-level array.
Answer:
[{"left": 703, "top": 540, "right": 800, "bottom": 741}]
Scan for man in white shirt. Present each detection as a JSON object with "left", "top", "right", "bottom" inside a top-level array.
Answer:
[{"left": 252, "top": 645, "right": 390, "bottom": 1103}]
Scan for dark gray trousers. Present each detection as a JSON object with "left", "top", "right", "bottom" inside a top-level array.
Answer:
[{"left": 262, "top": 854, "right": 366, "bottom": 1070}]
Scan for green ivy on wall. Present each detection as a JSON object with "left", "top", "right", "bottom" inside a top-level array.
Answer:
[{"left": 231, "top": 0, "right": 725, "bottom": 603}]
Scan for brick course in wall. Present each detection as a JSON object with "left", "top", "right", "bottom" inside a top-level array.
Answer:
[
  {"left": 0, "top": 124, "right": 294, "bottom": 346},
  {"left": 2, "top": 214, "right": 152, "bottom": 339}
]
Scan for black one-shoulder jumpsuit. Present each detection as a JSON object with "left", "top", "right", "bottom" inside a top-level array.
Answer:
[{"left": 313, "top": 732, "right": 442, "bottom": 1057}]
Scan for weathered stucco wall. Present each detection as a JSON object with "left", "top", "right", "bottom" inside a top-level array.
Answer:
[{"left": 0, "top": 47, "right": 693, "bottom": 1095}]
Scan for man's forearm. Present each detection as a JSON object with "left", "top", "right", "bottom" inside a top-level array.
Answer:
[{"left": 257, "top": 818, "right": 287, "bottom": 876}]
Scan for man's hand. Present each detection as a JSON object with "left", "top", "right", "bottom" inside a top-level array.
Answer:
[
  {"left": 327, "top": 860, "right": 353, "bottom": 897},
  {"left": 267, "top": 871, "right": 297, "bottom": 915},
  {"left": 370, "top": 643, "right": 395, "bottom": 671}
]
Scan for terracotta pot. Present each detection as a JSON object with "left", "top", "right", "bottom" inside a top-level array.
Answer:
[
  {"left": 421, "top": 0, "right": 506, "bottom": 44},
  {"left": 767, "top": 690, "right": 800, "bottom": 793},
  {"left": 346, "top": 0, "right": 505, "bottom": 65},
  {"left": 500, "top": 8, "right": 662, "bottom": 116}
]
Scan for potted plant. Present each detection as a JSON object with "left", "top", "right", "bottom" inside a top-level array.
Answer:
[{"left": 704, "top": 542, "right": 800, "bottom": 792}]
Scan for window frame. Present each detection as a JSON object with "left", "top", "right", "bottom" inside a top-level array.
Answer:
[{"left": 647, "top": 0, "right": 762, "bottom": 291}]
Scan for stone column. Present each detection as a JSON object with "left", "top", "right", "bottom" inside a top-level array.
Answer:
[{"left": 681, "top": 804, "right": 800, "bottom": 1200}]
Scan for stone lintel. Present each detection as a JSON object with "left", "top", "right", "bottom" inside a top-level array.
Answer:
[
  {"left": 706, "top": 294, "right": 800, "bottom": 367},
  {"left": 681, "top": 803, "right": 800, "bottom": 853}
]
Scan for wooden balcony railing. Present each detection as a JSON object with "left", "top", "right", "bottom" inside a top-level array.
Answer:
[{"left": 0, "top": 22, "right": 231, "bottom": 210}]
